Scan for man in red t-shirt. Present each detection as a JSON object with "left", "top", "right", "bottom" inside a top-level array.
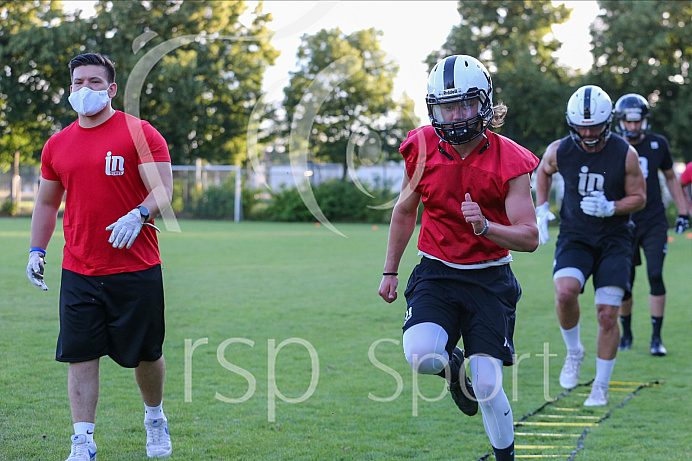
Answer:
[
  {"left": 26, "top": 53, "right": 173, "bottom": 460},
  {"left": 681, "top": 162, "right": 692, "bottom": 211},
  {"left": 378, "top": 55, "right": 539, "bottom": 461}
]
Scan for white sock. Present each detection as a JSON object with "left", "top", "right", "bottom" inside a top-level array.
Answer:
[
  {"left": 593, "top": 358, "right": 615, "bottom": 387},
  {"left": 145, "top": 402, "right": 165, "bottom": 421},
  {"left": 560, "top": 324, "right": 584, "bottom": 355},
  {"left": 73, "top": 422, "right": 95, "bottom": 443}
]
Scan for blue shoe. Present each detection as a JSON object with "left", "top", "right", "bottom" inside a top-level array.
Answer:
[{"left": 65, "top": 434, "right": 97, "bottom": 461}]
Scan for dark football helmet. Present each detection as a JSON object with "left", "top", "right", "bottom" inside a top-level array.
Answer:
[{"left": 613, "top": 93, "right": 650, "bottom": 140}]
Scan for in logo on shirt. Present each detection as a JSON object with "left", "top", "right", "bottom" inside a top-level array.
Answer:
[{"left": 105, "top": 151, "right": 124, "bottom": 176}]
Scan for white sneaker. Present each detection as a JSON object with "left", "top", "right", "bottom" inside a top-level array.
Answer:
[
  {"left": 65, "top": 434, "right": 97, "bottom": 461},
  {"left": 584, "top": 382, "right": 609, "bottom": 407},
  {"left": 559, "top": 348, "right": 584, "bottom": 390},
  {"left": 145, "top": 418, "right": 172, "bottom": 458}
]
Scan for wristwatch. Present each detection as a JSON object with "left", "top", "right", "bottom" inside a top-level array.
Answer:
[{"left": 136, "top": 205, "right": 150, "bottom": 222}]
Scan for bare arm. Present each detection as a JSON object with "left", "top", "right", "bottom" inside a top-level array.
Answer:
[
  {"left": 462, "top": 174, "right": 539, "bottom": 252},
  {"left": 684, "top": 185, "right": 692, "bottom": 213},
  {"left": 662, "top": 168, "right": 690, "bottom": 216},
  {"left": 534, "top": 140, "right": 560, "bottom": 206},
  {"left": 30, "top": 178, "right": 65, "bottom": 250},
  {"left": 138, "top": 161, "right": 173, "bottom": 220},
  {"left": 378, "top": 172, "right": 421, "bottom": 303},
  {"left": 614, "top": 146, "right": 647, "bottom": 215}
]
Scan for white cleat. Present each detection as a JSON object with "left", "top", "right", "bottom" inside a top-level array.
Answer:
[
  {"left": 584, "top": 382, "right": 609, "bottom": 407},
  {"left": 145, "top": 418, "right": 172, "bottom": 458},
  {"left": 65, "top": 434, "right": 97, "bottom": 461},
  {"left": 559, "top": 348, "right": 584, "bottom": 390}
]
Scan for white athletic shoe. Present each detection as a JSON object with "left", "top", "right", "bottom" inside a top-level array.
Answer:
[
  {"left": 145, "top": 418, "right": 172, "bottom": 458},
  {"left": 650, "top": 337, "right": 667, "bottom": 356},
  {"left": 65, "top": 434, "right": 97, "bottom": 461},
  {"left": 584, "top": 382, "right": 609, "bottom": 407},
  {"left": 559, "top": 348, "right": 584, "bottom": 390}
]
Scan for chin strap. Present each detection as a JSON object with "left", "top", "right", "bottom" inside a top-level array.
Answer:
[
  {"left": 438, "top": 134, "right": 490, "bottom": 160},
  {"left": 438, "top": 142, "right": 454, "bottom": 160},
  {"left": 478, "top": 134, "right": 490, "bottom": 154}
]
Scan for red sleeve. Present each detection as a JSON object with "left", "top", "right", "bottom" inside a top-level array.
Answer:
[
  {"left": 497, "top": 135, "right": 540, "bottom": 184},
  {"left": 400, "top": 126, "right": 436, "bottom": 186},
  {"left": 122, "top": 116, "right": 170, "bottom": 164},
  {"left": 681, "top": 162, "right": 692, "bottom": 187},
  {"left": 136, "top": 121, "right": 170, "bottom": 164},
  {"left": 40, "top": 137, "right": 59, "bottom": 181}
]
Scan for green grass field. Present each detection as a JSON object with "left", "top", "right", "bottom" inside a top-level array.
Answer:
[{"left": 1, "top": 217, "right": 691, "bottom": 460}]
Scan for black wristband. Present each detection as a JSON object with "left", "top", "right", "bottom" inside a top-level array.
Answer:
[{"left": 383, "top": 272, "right": 398, "bottom": 276}]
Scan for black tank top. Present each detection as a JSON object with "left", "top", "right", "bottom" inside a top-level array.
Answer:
[{"left": 556, "top": 134, "right": 631, "bottom": 235}]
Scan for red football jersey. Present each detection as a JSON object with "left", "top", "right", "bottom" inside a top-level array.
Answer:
[
  {"left": 41, "top": 111, "right": 170, "bottom": 276},
  {"left": 680, "top": 162, "right": 692, "bottom": 187},
  {"left": 400, "top": 126, "right": 539, "bottom": 265}
]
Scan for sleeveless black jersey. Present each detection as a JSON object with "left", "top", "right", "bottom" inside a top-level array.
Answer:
[
  {"left": 556, "top": 134, "right": 631, "bottom": 235},
  {"left": 630, "top": 133, "right": 672, "bottom": 224}
]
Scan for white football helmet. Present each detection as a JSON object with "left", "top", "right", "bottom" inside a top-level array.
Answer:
[
  {"left": 426, "top": 55, "right": 494, "bottom": 144},
  {"left": 566, "top": 85, "right": 613, "bottom": 147}
]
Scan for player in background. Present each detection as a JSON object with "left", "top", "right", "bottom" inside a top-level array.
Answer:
[
  {"left": 378, "top": 55, "right": 539, "bottom": 461},
  {"left": 535, "top": 85, "right": 646, "bottom": 406},
  {"left": 681, "top": 162, "right": 692, "bottom": 212},
  {"left": 26, "top": 53, "right": 173, "bottom": 460},
  {"left": 612, "top": 94, "right": 690, "bottom": 356}
]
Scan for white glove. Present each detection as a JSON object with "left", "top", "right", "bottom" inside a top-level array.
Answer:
[
  {"left": 106, "top": 208, "right": 144, "bottom": 249},
  {"left": 580, "top": 191, "right": 615, "bottom": 218},
  {"left": 27, "top": 250, "right": 48, "bottom": 290},
  {"left": 535, "top": 202, "right": 555, "bottom": 245}
]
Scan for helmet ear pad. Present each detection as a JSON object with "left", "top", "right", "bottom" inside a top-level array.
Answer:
[{"left": 426, "top": 55, "right": 494, "bottom": 145}]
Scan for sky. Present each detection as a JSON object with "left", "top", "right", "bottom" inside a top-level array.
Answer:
[
  {"left": 64, "top": 1, "right": 601, "bottom": 123},
  {"left": 248, "top": 1, "right": 601, "bottom": 122}
]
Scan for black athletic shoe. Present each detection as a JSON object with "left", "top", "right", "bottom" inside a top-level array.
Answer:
[
  {"left": 447, "top": 347, "right": 478, "bottom": 416},
  {"left": 650, "top": 337, "right": 667, "bottom": 356},
  {"left": 618, "top": 335, "right": 633, "bottom": 351}
]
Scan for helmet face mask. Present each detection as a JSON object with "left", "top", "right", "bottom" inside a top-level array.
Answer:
[
  {"left": 614, "top": 93, "right": 650, "bottom": 140},
  {"left": 426, "top": 55, "right": 494, "bottom": 145},
  {"left": 566, "top": 85, "right": 613, "bottom": 148}
]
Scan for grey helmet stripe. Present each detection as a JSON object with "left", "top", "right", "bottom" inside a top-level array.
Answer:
[
  {"left": 583, "top": 86, "right": 592, "bottom": 119},
  {"left": 443, "top": 55, "right": 457, "bottom": 90}
]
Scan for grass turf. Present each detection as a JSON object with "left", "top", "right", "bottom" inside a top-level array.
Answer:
[{"left": 1, "top": 217, "right": 691, "bottom": 460}]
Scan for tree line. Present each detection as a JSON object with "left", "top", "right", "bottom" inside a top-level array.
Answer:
[{"left": 1, "top": 0, "right": 690, "bottom": 176}]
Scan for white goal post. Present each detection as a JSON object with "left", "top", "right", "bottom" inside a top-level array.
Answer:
[{"left": 171, "top": 163, "right": 242, "bottom": 222}]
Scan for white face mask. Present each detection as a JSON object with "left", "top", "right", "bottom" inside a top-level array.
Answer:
[{"left": 68, "top": 85, "right": 112, "bottom": 116}]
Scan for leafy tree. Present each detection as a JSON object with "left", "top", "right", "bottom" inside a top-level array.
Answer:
[
  {"left": 282, "top": 28, "right": 414, "bottom": 179},
  {"left": 426, "top": 0, "right": 575, "bottom": 156},
  {"left": 73, "top": 0, "right": 279, "bottom": 165},
  {"left": 0, "top": 1, "right": 279, "bottom": 168},
  {"left": 589, "top": 1, "right": 692, "bottom": 161},
  {"left": 0, "top": 0, "right": 84, "bottom": 168}
]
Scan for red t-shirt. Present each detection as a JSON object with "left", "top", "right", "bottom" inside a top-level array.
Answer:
[
  {"left": 680, "top": 162, "right": 692, "bottom": 187},
  {"left": 41, "top": 111, "right": 170, "bottom": 276},
  {"left": 400, "top": 126, "right": 539, "bottom": 264}
]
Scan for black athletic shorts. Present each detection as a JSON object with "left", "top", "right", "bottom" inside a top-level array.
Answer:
[
  {"left": 553, "top": 229, "right": 634, "bottom": 293},
  {"left": 56, "top": 265, "right": 165, "bottom": 368},
  {"left": 402, "top": 257, "right": 521, "bottom": 366}
]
